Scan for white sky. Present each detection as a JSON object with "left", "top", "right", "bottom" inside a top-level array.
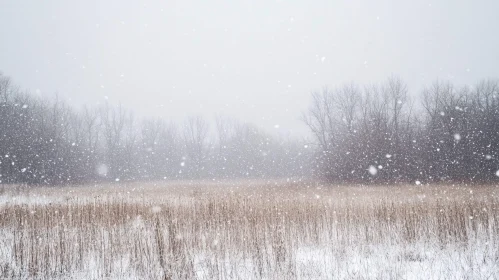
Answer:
[{"left": 1, "top": 0, "right": 498, "bottom": 137}]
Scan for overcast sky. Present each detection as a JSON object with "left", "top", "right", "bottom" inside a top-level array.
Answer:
[{"left": 1, "top": 0, "right": 498, "bottom": 136}]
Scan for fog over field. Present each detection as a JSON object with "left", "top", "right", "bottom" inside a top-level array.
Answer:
[
  {"left": 1, "top": 0, "right": 499, "bottom": 134},
  {"left": 1, "top": 0, "right": 499, "bottom": 279}
]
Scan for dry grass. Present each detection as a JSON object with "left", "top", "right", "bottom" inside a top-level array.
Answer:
[{"left": 0, "top": 180, "right": 499, "bottom": 279}]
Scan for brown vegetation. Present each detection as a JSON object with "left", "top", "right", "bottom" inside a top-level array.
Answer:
[{"left": 0, "top": 181, "right": 498, "bottom": 279}]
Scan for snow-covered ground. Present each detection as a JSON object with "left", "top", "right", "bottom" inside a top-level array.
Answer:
[{"left": 0, "top": 181, "right": 498, "bottom": 279}]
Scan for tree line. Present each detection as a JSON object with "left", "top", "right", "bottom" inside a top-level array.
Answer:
[
  {"left": 303, "top": 77, "right": 499, "bottom": 184},
  {"left": 2, "top": 71, "right": 499, "bottom": 185},
  {"left": 0, "top": 73, "right": 311, "bottom": 185}
]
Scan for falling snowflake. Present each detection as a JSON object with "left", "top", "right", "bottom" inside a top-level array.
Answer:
[
  {"left": 96, "top": 164, "right": 108, "bottom": 177},
  {"left": 368, "top": 165, "right": 377, "bottom": 176}
]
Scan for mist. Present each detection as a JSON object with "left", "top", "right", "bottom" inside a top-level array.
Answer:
[
  {"left": 1, "top": 0, "right": 498, "bottom": 136},
  {"left": 3, "top": 2, "right": 499, "bottom": 279}
]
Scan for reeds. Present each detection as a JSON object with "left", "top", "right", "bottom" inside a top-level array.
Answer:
[{"left": 0, "top": 182, "right": 498, "bottom": 279}]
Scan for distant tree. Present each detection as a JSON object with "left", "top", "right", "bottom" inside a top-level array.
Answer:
[
  {"left": 182, "top": 116, "right": 209, "bottom": 178},
  {"left": 304, "top": 77, "right": 499, "bottom": 184}
]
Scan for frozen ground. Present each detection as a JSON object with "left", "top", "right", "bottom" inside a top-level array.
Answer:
[{"left": 0, "top": 181, "right": 498, "bottom": 279}]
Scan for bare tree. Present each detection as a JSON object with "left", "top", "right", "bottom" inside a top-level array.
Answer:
[
  {"left": 100, "top": 103, "right": 127, "bottom": 179},
  {"left": 182, "top": 116, "right": 209, "bottom": 178}
]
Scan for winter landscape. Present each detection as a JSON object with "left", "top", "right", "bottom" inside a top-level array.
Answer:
[
  {"left": 2, "top": 0, "right": 499, "bottom": 279},
  {"left": 1, "top": 181, "right": 499, "bottom": 279}
]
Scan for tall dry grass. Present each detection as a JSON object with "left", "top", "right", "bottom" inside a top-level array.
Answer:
[{"left": 0, "top": 181, "right": 498, "bottom": 279}]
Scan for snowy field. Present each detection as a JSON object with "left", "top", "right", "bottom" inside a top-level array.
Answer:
[{"left": 1, "top": 180, "right": 498, "bottom": 279}]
